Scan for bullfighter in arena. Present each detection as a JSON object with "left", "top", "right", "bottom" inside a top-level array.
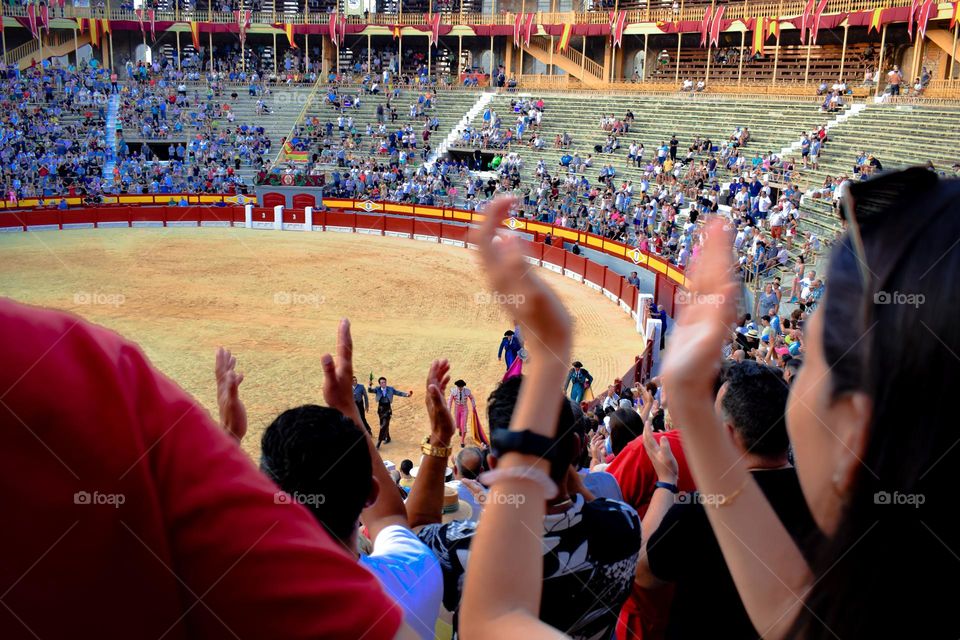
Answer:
[
  {"left": 565, "top": 361, "right": 594, "bottom": 404},
  {"left": 368, "top": 375, "right": 413, "bottom": 449},
  {"left": 448, "top": 379, "right": 488, "bottom": 447},
  {"left": 497, "top": 329, "right": 522, "bottom": 370}
]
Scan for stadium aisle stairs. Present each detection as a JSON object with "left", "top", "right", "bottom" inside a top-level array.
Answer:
[{"left": 103, "top": 93, "right": 120, "bottom": 181}]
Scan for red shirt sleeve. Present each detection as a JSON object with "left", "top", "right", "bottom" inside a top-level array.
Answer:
[
  {"left": 0, "top": 299, "right": 402, "bottom": 640},
  {"left": 608, "top": 430, "right": 694, "bottom": 518}
]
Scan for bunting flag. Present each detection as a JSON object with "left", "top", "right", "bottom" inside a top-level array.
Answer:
[
  {"left": 135, "top": 8, "right": 145, "bottom": 36},
  {"left": 908, "top": 0, "right": 920, "bottom": 36},
  {"left": 77, "top": 17, "right": 85, "bottom": 34},
  {"left": 283, "top": 141, "right": 308, "bottom": 162},
  {"left": 523, "top": 12, "right": 535, "bottom": 47},
  {"left": 513, "top": 12, "right": 522, "bottom": 47},
  {"left": 26, "top": 3, "right": 38, "bottom": 39},
  {"left": 234, "top": 10, "right": 251, "bottom": 46},
  {"left": 339, "top": 15, "right": 347, "bottom": 47},
  {"left": 917, "top": 0, "right": 935, "bottom": 38},
  {"left": 556, "top": 22, "right": 572, "bottom": 53},
  {"left": 392, "top": 23, "right": 402, "bottom": 39},
  {"left": 329, "top": 13, "right": 339, "bottom": 48},
  {"left": 810, "top": 0, "right": 829, "bottom": 44},
  {"left": 751, "top": 17, "right": 766, "bottom": 55},
  {"left": 149, "top": 9, "right": 156, "bottom": 40},
  {"left": 710, "top": 4, "right": 725, "bottom": 47},
  {"left": 89, "top": 17, "right": 100, "bottom": 48},
  {"left": 951, "top": 1, "right": 960, "bottom": 29},
  {"left": 610, "top": 10, "right": 627, "bottom": 48},
  {"left": 189, "top": 20, "right": 201, "bottom": 50},
  {"left": 39, "top": 4, "right": 49, "bottom": 34},
  {"left": 799, "top": 0, "right": 815, "bottom": 44},
  {"left": 868, "top": 7, "right": 884, "bottom": 33},
  {"left": 57, "top": 0, "right": 64, "bottom": 8},
  {"left": 768, "top": 16, "right": 780, "bottom": 40},
  {"left": 430, "top": 11, "right": 441, "bottom": 47},
  {"left": 699, "top": 4, "right": 713, "bottom": 47},
  {"left": 284, "top": 22, "right": 297, "bottom": 48}
]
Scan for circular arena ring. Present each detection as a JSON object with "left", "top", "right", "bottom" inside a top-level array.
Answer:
[{"left": 0, "top": 199, "right": 684, "bottom": 463}]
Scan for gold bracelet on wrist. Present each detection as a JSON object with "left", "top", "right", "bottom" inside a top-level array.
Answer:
[{"left": 421, "top": 435, "right": 452, "bottom": 458}]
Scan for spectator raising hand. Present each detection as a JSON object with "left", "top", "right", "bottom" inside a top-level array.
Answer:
[
  {"left": 460, "top": 195, "right": 573, "bottom": 640},
  {"left": 215, "top": 346, "right": 247, "bottom": 441}
]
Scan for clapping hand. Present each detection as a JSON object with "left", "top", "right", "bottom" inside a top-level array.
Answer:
[
  {"left": 425, "top": 358, "right": 454, "bottom": 445},
  {"left": 215, "top": 347, "right": 247, "bottom": 442}
]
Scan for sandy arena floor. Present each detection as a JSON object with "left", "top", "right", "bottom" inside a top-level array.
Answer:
[{"left": 0, "top": 227, "right": 642, "bottom": 464}]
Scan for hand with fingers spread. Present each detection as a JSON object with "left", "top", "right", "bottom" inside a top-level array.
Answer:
[
  {"left": 215, "top": 347, "right": 247, "bottom": 442},
  {"left": 642, "top": 426, "right": 678, "bottom": 486},
  {"left": 424, "top": 358, "right": 454, "bottom": 446},
  {"left": 662, "top": 218, "right": 738, "bottom": 419}
]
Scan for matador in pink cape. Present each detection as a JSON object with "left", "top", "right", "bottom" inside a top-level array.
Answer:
[{"left": 448, "top": 379, "right": 488, "bottom": 447}]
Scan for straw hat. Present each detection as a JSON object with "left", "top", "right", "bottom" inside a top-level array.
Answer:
[{"left": 442, "top": 483, "right": 474, "bottom": 523}]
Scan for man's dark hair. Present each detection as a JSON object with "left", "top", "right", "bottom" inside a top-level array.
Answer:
[
  {"left": 260, "top": 405, "right": 372, "bottom": 546},
  {"left": 487, "top": 375, "right": 577, "bottom": 483},
  {"left": 455, "top": 447, "right": 485, "bottom": 480},
  {"left": 608, "top": 408, "right": 643, "bottom": 454},
  {"left": 400, "top": 459, "right": 414, "bottom": 475},
  {"left": 378, "top": 376, "right": 386, "bottom": 383},
  {"left": 719, "top": 362, "right": 790, "bottom": 458}
]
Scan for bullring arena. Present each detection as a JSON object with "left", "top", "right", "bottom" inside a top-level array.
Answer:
[{"left": 0, "top": 205, "right": 651, "bottom": 464}]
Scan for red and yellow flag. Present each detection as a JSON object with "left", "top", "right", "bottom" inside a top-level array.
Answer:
[
  {"left": 951, "top": 1, "right": 960, "bottom": 28},
  {"left": 284, "top": 23, "right": 297, "bottom": 48},
  {"left": 768, "top": 16, "right": 780, "bottom": 39},
  {"left": 100, "top": 18, "right": 111, "bottom": 36},
  {"left": 751, "top": 17, "right": 766, "bottom": 56},
  {"left": 556, "top": 22, "right": 572, "bottom": 52},
  {"left": 89, "top": 18, "right": 100, "bottom": 48},
  {"left": 76, "top": 17, "right": 85, "bottom": 34},
  {"left": 283, "top": 141, "right": 308, "bottom": 162},
  {"left": 189, "top": 21, "right": 201, "bottom": 49},
  {"left": 869, "top": 7, "right": 884, "bottom": 33},
  {"left": 392, "top": 24, "right": 402, "bottom": 39}
]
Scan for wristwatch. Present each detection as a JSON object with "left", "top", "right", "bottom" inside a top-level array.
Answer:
[
  {"left": 421, "top": 435, "right": 452, "bottom": 458},
  {"left": 491, "top": 429, "right": 556, "bottom": 462}
]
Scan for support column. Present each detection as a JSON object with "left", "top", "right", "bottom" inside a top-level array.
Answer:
[
  {"left": 838, "top": 24, "right": 848, "bottom": 81},
  {"left": 489, "top": 34, "right": 494, "bottom": 77},
  {"left": 305, "top": 33, "right": 310, "bottom": 75},
  {"left": 177, "top": 30, "right": 182, "bottom": 70},
  {"left": 505, "top": 39, "right": 513, "bottom": 77},
  {"left": 875, "top": 24, "right": 887, "bottom": 97},
  {"left": 641, "top": 32, "right": 648, "bottom": 81},
  {"left": 273, "top": 32, "right": 277, "bottom": 75},
  {"left": 737, "top": 27, "right": 745, "bottom": 84},
  {"left": 675, "top": 32, "right": 681, "bottom": 82},
  {"left": 951, "top": 24, "right": 959, "bottom": 81},
  {"left": 772, "top": 24, "right": 781, "bottom": 86},
  {"left": 210, "top": 31, "right": 214, "bottom": 70},
  {"left": 803, "top": 40, "right": 812, "bottom": 85},
  {"left": 457, "top": 34, "right": 462, "bottom": 76},
  {"left": 368, "top": 33, "right": 372, "bottom": 72}
]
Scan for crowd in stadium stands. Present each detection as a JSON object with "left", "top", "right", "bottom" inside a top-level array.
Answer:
[{"left": 6, "top": 166, "right": 958, "bottom": 638}]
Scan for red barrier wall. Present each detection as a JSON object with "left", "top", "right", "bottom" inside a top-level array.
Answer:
[
  {"left": 325, "top": 211, "right": 356, "bottom": 228},
  {"left": 542, "top": 244, "right": 566, "bottom": 269},
  {"left": 24, "top": 210, "right": 60, "bottom": 227},
  {"left": 252, "top": 207, "right": 273, "bottom": 223},
  {"left": 585, "top": 261, "right": 606, "bottom": 286},
  {"left": 414, "top": 219, "right": 442, "bottom": 239},
  {"left": 440, "top": 223, "right": 468, "bottom": 243},
  {"left": 356, "top": 214, "right": 385, "bottom": 232},
  {"left": 565, "top": 254, "right": 587, "bottom": 279},
  {"left": 384, "top": 216, "right": 414, "bottom": 235}
]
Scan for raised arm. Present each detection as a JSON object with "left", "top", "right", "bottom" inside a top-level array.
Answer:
[
  {"left": 214, "top": 346, "right": 247, "bottom": 442},
  {"left": 321, "top": 319, "right": 408, "bottom": 542},
  {"left": 661, "top": 220, "right": 813, "bottom": 638},
  {"left": 460, "top": 196, "right": 571, "bottom": 640},
  {"left": 406, "top": 359, "right": 455, "bottom": 529}
]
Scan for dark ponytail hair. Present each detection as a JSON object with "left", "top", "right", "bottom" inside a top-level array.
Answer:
[{"left": 792, "top": 173, "right": 960, "bottom": 638}]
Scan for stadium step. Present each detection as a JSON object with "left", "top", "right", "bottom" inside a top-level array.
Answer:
[
  {"left": 103, "top": 93, "right": 120, "bottom": 182},
  {"left": 430, "top": 91, "right": 494, "bottom": 166}
]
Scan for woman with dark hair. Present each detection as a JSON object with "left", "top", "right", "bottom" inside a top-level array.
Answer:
[
  {"left": 662, "top": 168, "right": 960, "bottom": 639},
  {"left": 608, "top": 408, "right": 644, "bottom": 455}
]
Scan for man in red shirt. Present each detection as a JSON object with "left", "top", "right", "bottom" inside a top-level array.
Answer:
[
  {"left": 608, "top": 427, "right": 695, "bottom": 640},
  {"left": 0, "top": 298, "right": 408, "bottom": 640}
]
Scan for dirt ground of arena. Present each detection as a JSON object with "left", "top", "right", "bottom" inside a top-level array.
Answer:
[{"left": 0, "top": 227, "right": 643, "bottom": 464}]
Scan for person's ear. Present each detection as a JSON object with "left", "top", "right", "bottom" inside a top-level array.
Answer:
[
  {"left": 832, "top": 391, "right": 873, "bottom": 498},
  {"left": 486, "top": 452, "right": 498, "bottom": 470},
  {"left": 365, "top": 476, "right": 381, "bottom": 509}
]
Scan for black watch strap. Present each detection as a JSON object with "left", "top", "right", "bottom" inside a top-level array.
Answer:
[{"left": 491, "top": 429, "right": 556, "bottom": 461}]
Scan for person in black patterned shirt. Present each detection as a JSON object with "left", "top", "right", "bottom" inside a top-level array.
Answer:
[{"left": 417, "top": 375, "right": 641, "bottom": 639}]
